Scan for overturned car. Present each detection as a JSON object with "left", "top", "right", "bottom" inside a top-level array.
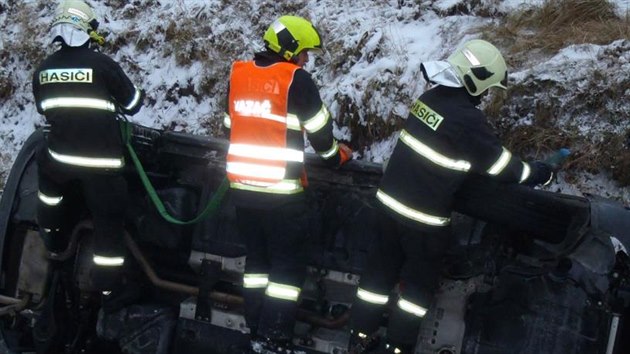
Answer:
[{"left": 1, "top": 124, "right": 629, "bottom": 354}]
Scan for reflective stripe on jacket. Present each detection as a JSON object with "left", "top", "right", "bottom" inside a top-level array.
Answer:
[
  {"left": 379, "top": 86, "right": 535, "bottom": 229},
  {"left": 227, "top": 60, "right": 305, "bottom": 193}
]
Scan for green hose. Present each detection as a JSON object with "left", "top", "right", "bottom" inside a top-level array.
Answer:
[{"left": 120, "top": 119, "right": 227, "bottom": 225}]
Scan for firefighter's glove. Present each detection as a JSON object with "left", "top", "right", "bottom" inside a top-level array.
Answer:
[
  {"left": 522, "top": 148, "right": 570, "bottom": 187},
  {"left": 524, "top": 161, "right": 554, "bottom": 187},
  {"left": 338, "top": 143, "right": 353, "bottom": 166}
]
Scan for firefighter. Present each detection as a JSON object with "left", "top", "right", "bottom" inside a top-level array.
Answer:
[
  {"left": 224, "top": 15, "right": 352, "bottom": 353},
  {"left": 32, "top": 0, "right": 144, "bottom": 292},
  {"left": 348, "top": 39, "right": 554, "bottom": 353}
]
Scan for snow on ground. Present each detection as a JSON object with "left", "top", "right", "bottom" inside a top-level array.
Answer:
[{"left": 1, "top": 0, "right": 629, "bottom": 204}]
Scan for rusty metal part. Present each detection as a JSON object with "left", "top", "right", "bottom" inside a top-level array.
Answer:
[
  {"left": 124, "top": 231, "right": 243, "bottom": 305},
  {"left": 0, "top": 294, "right": 23, "bottom": 305},
  {"left": 41, "top": 221, "right": 348, "bottom": 329},
  {"left": 124, "top": 232, "right": 349, "bottom": 328},
  {"left": 0, "top": 294, "right": 30, "bottom": 317},
  {"left": 47, "top": 220, "right": 92, "bottom": 262}
]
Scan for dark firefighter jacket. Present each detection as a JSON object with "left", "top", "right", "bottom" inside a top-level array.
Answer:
[
  {"left": 377, "top": 85, "right": 551, "bottom": 231},
  {"left": 224, "top": 51, "right": 343, "bottom": 208},
  {"left": 32, "top": 44, "right": 143, "bottom": 168}
]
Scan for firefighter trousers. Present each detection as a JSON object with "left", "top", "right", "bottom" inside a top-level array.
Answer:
[
  {"left": 350, "top": 207, "right": 453, "bottom": 350},
  {"left": 37, "top": 147, "right": 128, "bottom": 290},
  {"left": 235, "top": 198, "right": 310, "bottom": 342}
]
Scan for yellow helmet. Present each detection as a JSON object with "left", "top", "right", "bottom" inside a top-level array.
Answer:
[
  {"left": 263, "top": 16, "right": 322, "bottom": 61},
  {"left": 447, "top": 39, "right": 508, "bottom": 96}
]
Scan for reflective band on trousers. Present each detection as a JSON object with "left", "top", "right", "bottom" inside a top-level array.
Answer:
[
  {"left": 386, "top": 345, "right": 403, "bottom": 354},
  {"left": 123, "top": 86, "right": 142, "bottom": 110},
  {"left": 356, "top": 287, "right": 389, "bottom": 305},
  {"left": 243, "top": 274, "right": 269, "bottom": 289},
  {"left": 93, "top": 255, "right": 125, "bottom": 267},
  {"left": 228, "top": 143, "right": 304, "bottom": 163},
  {"left": 303, "top": 105, "right": 330, "bottom": 133},
  {"left": 519, "top": 162, "right": 531, "bottom": 183},
  {"left": 265, "top": 282, "right": 300, "bottom": 301},
  {"left": 376, "top": 189, "right": 450, "bottom": 226},
  {"left": 49, "top": 149, "right": 124, "bottom": 169},
  {"left": 230, "top": 179, "right": 303, "bottom": 194},
  {"left": 399, "top": 130, "right": 471, "bottom": 172},
  {"left": 41, "top": 97, "right": 116, "bottom": 112},
  {"left": 487, "top": 147, "right": 512, "bottom": 175},
  {"left": 319, "top": 140, "right": 339, "bottom": 159},
  {"left": 226, "top": 162, "right": 285, "bottom": 180},
  {"left": 38, "top": 191, "right": 63, "bottom": 206},
  {"left": 397, "top": 297, "right": 427, "bottom": 318}
]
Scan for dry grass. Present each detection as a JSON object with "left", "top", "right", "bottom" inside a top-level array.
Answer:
[
  {"left": 163, "top": 19, "right": 212, "bottom": 66},
  {"left": 480, "top": 0, "right": 630, "bottom": 186},
  {"left": 337, "top": 91, "right": 406, "bottom": 150},
  {"left": 0, "top": 71, "right": 15, "bottom": 102},
  {"left": 486, "top": 0, "right": 629, "bottom": 64},
  {"left": 0, "top": 3, "right": 48, "bottom": 71}
]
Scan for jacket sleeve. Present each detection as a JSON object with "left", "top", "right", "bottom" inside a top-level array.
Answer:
[
  {"left": 32, "top": 68, "right": 44, "bottom": 115},
  {"left": 289, "top": 69, "right": 342, "bottom": 166},
  {"left": 461, "top": 111, "right": 551, "bottom": 185},
  {"left": 101, "top": 55, "right": 144, "bottom": 115}
]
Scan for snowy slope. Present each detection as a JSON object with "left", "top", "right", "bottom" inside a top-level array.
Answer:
[{"left": 1, "top": 0, "right": 629, "bottom": 203}]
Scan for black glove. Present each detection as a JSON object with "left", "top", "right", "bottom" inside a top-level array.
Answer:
[
  {"left": 523, "top": 161, "right": 554, "bottom": 187},
  {"left": 523, "top": 148, "right": 570, "bottom": 187}
]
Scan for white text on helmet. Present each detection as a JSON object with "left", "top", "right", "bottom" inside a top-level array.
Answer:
[{"left": 67, "top": 7, "right": 89, "bottom": 20}]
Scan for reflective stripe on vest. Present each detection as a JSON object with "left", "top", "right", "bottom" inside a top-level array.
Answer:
[
  {"left": 226, "top": 162, "right": 286, "bottom": 181},
  {"left": 265, "top": 282, "right": 301, "bottom": 301},
  {"left": 228, "top": 143, "right": 304, "bottom": 163},
  {"left": 243, "top": 273, "right": 269, "bottom": 289},
  {"left": 286, "top": 113, "right": 302, "bottom": 131},
  {"left": 303, "top": 104, "right": 330, "bottom": 133},
  {"left": 397, "top": 297, "right": 427, "bottom": 318},
  {"left": 399, "top": 130, "right": 471, "bottom": 172},
  {"left": 41, "top": 97, "right": 116, "bottom": 112},
  {"left": 230, "top": 179, "right": 303, "bottom": 194},
  {"left": 227, "top": 60, "right": 302, "bottom": 187},
  {"left": 48, "top": 148, "right": 124, "bottom": 169},
  {"left": 376, "top": 189, "right": 450, "bottom": 226},
  {"left": 356, "top": 287, "right": 389, "bottom": 305},
  {"left": 38, "top": 191, "right": 63, "bottom": 206},
  {"left": 487, "top": 147, "right": 512, "bottom": 175},
  {"left": 93, "top": 255, "right": 125, "bottom": 267}
]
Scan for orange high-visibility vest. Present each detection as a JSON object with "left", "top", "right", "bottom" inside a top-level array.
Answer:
[{"left": 227, "top": 61, "right": 304, "bottom": 189}]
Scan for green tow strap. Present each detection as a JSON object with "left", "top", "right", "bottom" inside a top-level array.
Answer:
[{"left": 120, "top": 120, "right": 228, "bottom": 225}]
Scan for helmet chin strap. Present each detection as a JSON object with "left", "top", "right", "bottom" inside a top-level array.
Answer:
[
  {"left": 467, "top": 90, "right": 487, "bottom": 106},
  {"left": 89, "top": 30, "right": 105, "bottom": 46}
]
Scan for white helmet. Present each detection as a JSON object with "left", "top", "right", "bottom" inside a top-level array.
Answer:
[
  {"left": 447, "top": 39, "right": 508, "bottom": 96},
  {"left": 50, "top": 0, "right": 99, "bottom": 47}
]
